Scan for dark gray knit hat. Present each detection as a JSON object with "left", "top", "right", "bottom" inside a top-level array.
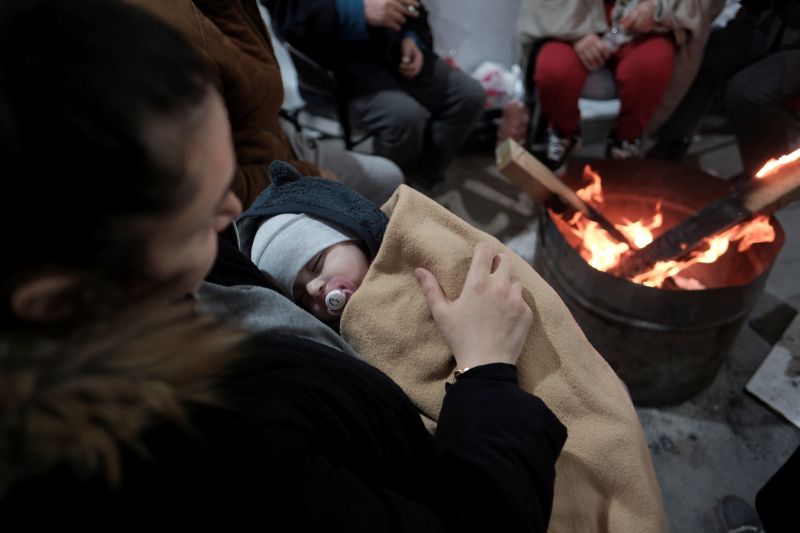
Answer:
[{"left": 237, "top": 161, "right": 389, "bottom": 261}]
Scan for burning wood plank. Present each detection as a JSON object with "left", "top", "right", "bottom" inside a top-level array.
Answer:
[
  {"left": 615, "top": 150, "right": 800, "bottom": 279},
  {"left": 495, "top": 139, "right": 634, "bottom": 247}
]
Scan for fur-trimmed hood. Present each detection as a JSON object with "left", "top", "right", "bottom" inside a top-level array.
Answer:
[{"left": 0, "top": 301, "right": 247, "bottom": 496}]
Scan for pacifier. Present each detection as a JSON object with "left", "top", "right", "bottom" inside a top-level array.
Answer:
[{"left": 323, "top": 276, "right": 357, "bottom": 316}]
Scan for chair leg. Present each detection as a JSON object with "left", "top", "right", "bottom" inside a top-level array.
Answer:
[
  {"left": 334, "top": 95, "right": 355, "bottom": 151},
  {"left": 278, "top": 108, "right": 303, "bottom": 132},
  {"left": 525, "top": 89, "right": 549, "bottom": 154}
]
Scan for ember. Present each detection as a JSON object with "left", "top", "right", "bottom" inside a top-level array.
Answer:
[
  {"left": 755, "top": 146, "right": 800, "bottom": 178},
  {"left": 553, "top": 165, "right": 777, "bottom": 289}
]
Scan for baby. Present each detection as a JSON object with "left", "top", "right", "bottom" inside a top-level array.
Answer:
[{"left": 237, "top": 161, "right": 389, "bottom": 322}]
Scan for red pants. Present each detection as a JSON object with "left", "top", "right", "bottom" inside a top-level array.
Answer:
[{"left": 534, "top": 35, "right": 676, "bottom": 141}]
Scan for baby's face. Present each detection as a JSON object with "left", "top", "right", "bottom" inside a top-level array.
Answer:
[{"left": 293, "top": 242, "right": 370, "bottom": 321}]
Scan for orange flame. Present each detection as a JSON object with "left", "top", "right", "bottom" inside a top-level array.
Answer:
[
  {"left": 616, "top": 206, "right": 663, "bottom": 250},
  {"left": 559, "top": 166, "right": 777, "bottom": 290},
  {"left": 570, "top": 218, "right": 630, "bottom": 271},
  {"left": 755, "top": 146, "right": 800, "bottom": 178},
  {"left": 631, "top": 216, "right": 775, "bottom": 288},
  {"left": 577, "top": 165, "right": 604, "bottom": 204}
]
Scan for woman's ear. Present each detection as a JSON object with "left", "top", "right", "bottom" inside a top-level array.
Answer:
[{"left": 10, "top": 275, "right": 82, "bottom": 323}]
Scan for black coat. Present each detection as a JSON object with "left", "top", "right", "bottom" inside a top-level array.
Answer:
[
  {"left": 1, "top": 236, "right": 567, "bottom": 531},
  {"left": 2, "top": 335, "right": 566, "bottom": 531},
  {"left": 264, "top": 0, "right": 438, "bottom": 97}
]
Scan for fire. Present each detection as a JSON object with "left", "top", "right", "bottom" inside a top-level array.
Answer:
[
  {"left": 557, "top": 165, "right": 777, "bottom": 289},
  {"left": 569, "top": 217, "right": 629, "bottom": 271},
  {"left": 631, "top": 216, "right": 775, "bottom": 288},
  {"left": 731, "top": 216, "right": 775, "bottom": 252},
  {"left": 755, "top": 146, "right": 800, "bottom": 178},
  {"left": 616, "top": 208, "right": 663, "bottom": 249},
  {"left": 577, "top": 165, "right": 604, "bottom": 204}
]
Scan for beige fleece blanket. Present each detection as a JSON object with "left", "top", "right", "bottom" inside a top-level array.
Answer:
[{"left": 341, "top": 185, "right": 667, "bottom": 533}]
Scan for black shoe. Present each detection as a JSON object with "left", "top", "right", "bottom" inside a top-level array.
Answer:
[{"left": 544, "top": 127, "right": 581, "bottom": 174}]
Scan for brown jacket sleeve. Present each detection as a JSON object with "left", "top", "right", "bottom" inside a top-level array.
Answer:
[
  {"left": 130, "top": 0, "right": 320, "bottom": 208},
  {"left": 235, "top": 159, "right": 319, "bottom": 208}
]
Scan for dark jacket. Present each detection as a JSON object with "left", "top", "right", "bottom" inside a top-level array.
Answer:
[
  {"left": 0, "top": 295, "right": 567, "bottom": 531},
  {"left": 132, "top": 0, "right": 321, "bottom": 208},
  {"left": 264, "top": 0, "right": 438, "bottom": 97}
]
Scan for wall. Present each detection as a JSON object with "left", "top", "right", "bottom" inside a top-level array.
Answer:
[{"left": 425, "top": 0, "right": 522, "bottom": 72}]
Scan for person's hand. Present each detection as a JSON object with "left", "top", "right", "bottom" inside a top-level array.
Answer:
[
  {"left": 414, "top": 241, "right": 533, "bottom": 370},
  {"left": 364, "top": 0, "right": 420, "bottom": 32},
  {"left": 620, "top": 0, "right": 657, "bottom": 34},
  {"left": 398, "top": 36, "right": 424, "bottom": 79},
  {"left": 574, "top": 33, "right": 611, "bottom": 71},
  {"left": 318, "top": 166, "right": 339, "bottom": 181}
]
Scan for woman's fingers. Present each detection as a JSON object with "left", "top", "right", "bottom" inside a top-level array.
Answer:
[
  {"left": 492, "top": 252, "right": 513, "bottom": 281},
  {"left": 386, "top": 9, "right": 405, "bottom": 30},
  {"left": 414, "top": 267, "right": 449, "bottom": 319},
  {"left": 466, "top": 241, "right": 495, "bottom": 283},
  {"left": 418, "top": 244, "right": 533, "bottom": 369}
]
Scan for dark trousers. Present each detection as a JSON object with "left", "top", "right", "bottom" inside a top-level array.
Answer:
[
  {"left": 650, "top": 12, "right": 800, "bottom": 174},
  {"left": 349, "top": 58, "right": 486, "bottom": 183},
  {"left": 652, "top": 14, "right": 761, "bottom": 146},
  {"left": 724, "top": 48, "right": 800, "bottom": 174}
]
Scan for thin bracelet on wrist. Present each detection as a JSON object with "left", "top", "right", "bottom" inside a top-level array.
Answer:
[{"left": 453, "top": 367, "right": 472, "bottom": 382}]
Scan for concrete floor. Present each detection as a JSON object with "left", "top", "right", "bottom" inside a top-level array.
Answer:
[{"left": 427, "top": 120, "right": 800, "bottom": 532}]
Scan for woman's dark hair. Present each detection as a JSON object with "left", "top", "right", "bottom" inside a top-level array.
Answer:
[{"left": 0, "top": 0, "right": 215, "bottom": 324}]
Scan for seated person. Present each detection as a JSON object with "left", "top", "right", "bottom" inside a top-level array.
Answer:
[
  {"left": 1, "top": 0, "right": 566, "bottom": 529},
  {"left": 649, "top": 0, "right": 800, "bottom": 176},
  {"left": 517, "top": 0, "right": 713, "bottom": 173},
  {"left": 133, "top": 0, "right": 403, "bottom": 207},
  {"left": 726, "top": 0, "right": 800, "bottom": 175},
  {"left": 264, "top": 0, "right": 487, "bottom": 189}
]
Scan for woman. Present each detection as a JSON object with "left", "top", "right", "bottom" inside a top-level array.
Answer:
[
  {"left": 0, "top": 0, "right": 566, "bottom": 530},
  {"left": 517, "top": 0, "right": 721, "bottom": 173}
]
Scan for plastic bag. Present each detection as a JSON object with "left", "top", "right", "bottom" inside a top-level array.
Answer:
[{"left": 472, "top": 61, "right": 524, "bottom": 110}]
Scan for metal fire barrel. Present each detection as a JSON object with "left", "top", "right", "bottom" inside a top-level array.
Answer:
[{"left": 533, "top": 160, "right": 785, "bottom": 406}]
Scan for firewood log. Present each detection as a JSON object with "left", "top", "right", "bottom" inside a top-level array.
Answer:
[{"left": 615, "top": 153, "right": 800, "bottom": 278}]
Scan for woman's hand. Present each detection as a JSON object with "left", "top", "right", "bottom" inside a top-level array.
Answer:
[
  {"left": 620, "top": 0, "right": 657, "bottom": 34},
  {"left": 364, "top": 0, "right": 420, "bottom": 32},
  {"left": 398, "top": 37, "right": 424, "bottom": 79},
  {"left": 574, "top": 33, "right": 611, "bottom": 71},
  {"left": 415, "top": 241, "right": 533, "bottom": 370}
]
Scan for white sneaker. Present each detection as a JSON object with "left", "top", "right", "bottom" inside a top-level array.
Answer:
[{"left": 607, "top": 136, "right": 642, "bottom": 159}]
